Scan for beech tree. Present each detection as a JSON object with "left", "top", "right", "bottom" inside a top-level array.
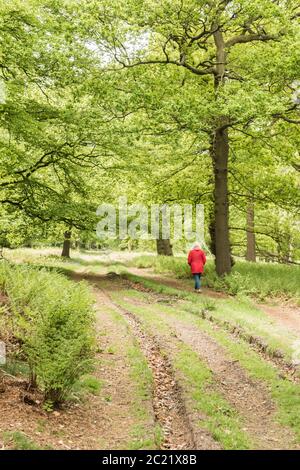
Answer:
[
  {"left": 0, "top": 1, "right": 135, "bottom": 253},
  {"left": 1, "top": 1, "right": 299, "bottom": 269},
  {"left": 86, "top": 0, "right": 300, "bottom": 274}
]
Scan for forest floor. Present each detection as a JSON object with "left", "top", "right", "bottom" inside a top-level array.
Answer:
[{"left": 1, "top": 249, "right": 300, "bottom": 450}]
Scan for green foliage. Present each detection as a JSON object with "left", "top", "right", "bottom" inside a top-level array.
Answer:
[
  {"left": 0, "top": 261, "right": 95, "bottom": 404},
  {"left": 204, "top": 261, "right": 300, "bottom": 303},
  {"left": 71, "top": 375, "right": 103, "bottom": 401},
  {"left": 0, "top": 0, "right": 299, "bottom": 269},
  {"left": 201, "top": 297, "right": 217, "bottom": 312},
  {"left": 2, "top": 431, "right": 41, "bottom": 450},
  {"left": 1, "top": 360, "right": 30, "bottom": 377},
  {"left": 0, "top": 0, "right": 299, "bottom": 272}
]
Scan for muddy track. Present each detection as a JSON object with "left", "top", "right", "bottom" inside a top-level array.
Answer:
[
  {"left": 123, "top": 274, "right": 300, "bottom": 383},
  {"left": 198, "top": 307, "right": 300, "bottom": 383},
  {"left": 71, "top": 271, "right": 202, "bottom": 449},
  {"left": 112, "top": 281, "right": 298, "bottom": 450},
  {"left": 100, "top": 287, "right": 196, "bottom": 450},
  {"left": 159, "top": 316, "right": 298, "bottom": 450},
  {"left": 110, "top": 274, "right": 298, "bottom": 449},
  {"left": 71, "top": 272, "right": 299, "bottom": 449}
]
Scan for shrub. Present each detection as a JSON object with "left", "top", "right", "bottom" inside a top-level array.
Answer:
[{"left": 0, "top": 262, "right": 95, "bottom": 404}]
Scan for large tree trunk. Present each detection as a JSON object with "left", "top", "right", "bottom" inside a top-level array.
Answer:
[
  {"left": 208, "top": 208, "right": 216, "bottom": 257},
  {"left": 246, "top": 202, "right": 256, "bottom": 262},
  {"left": 61, "top": 230, "right": 71, "bottom": 258},
  {"left": 211, "top": 25, "right": 232, "bottom": 276},
  {"left": 212, "top": 127, "right": 231, "bottom": 275},
  {"left": 156, "top": 238, "right": 173, "bottom": 256}
]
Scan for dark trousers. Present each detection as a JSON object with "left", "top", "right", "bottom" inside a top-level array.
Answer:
[{"left": 193, "top": 273, "right": 202, "bottom": 290}]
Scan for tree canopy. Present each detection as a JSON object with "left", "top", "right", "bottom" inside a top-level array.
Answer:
[{"left": 0, "top": 0, "right": 299, "bottom": 270}]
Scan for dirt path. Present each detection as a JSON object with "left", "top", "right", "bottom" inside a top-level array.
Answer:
[
  {"left": 104, "top": 296, "right": 195, "bottom": 450},
  {"left": 257, "top": 303, "right": 300, "bottom": 337},
  {"left": 2, "top": 266, "right": 297, "bottom": 450},
  {"left": 91, "top": 287, "right": 155, "bottom": 449},
  {"left": 127, "top": 267, "right": 227, "bottom": 299},
  {"left": 126, "top": 267, "right": 300, "bottom": 336},
  {"left": 75, "top": 273, "right": 218, "bottom": 450},
  {"left": 160, "top": 316, "right": 297, "bottom": 450},
  {"left": 81, "top": 272, "right": 298, "bottom": 449},
  {"left": 111, "top": 279, "right": 297, "bottom": 449}
]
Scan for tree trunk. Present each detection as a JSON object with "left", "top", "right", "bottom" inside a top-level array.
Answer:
[
  {"left": 61, "top": 230, "right": 71, "bottom": 258},
  {"left": 211, "top": 25, "right": 232, "bottom": 276},
  {"left": 29, "top": 370, "right": 37, "bottom": 390},
  {"left": 212, "top": 127, "right": 232, "bottom": 275},
  {"left": 208, "top": 212, "right": 216, "bottom": 257},
  {"left": 246, "top": 202, "right": 256, "bottom": 262},
  {"left": 156, "top": 238, "right": 173, "bottom": 256}
]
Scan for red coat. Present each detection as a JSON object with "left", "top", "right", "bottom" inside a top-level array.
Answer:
[{"left": 188, "top": 248, "right": 206, "bottom": 274}]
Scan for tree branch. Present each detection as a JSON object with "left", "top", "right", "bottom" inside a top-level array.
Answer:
[
  {"left": 114, "top": 57, "right": 215, "bottom": 76},
  {"left": 225, "top": 33, "right": 277, "bottom": 48}
]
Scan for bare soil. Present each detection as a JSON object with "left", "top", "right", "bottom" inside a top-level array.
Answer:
[{"left": 258, "top": 303, "right": 300, "bottom": 337}]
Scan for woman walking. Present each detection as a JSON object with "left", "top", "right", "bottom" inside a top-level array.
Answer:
[{"left": 187, "top": 243, "right": 206, "bottom": 293}]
